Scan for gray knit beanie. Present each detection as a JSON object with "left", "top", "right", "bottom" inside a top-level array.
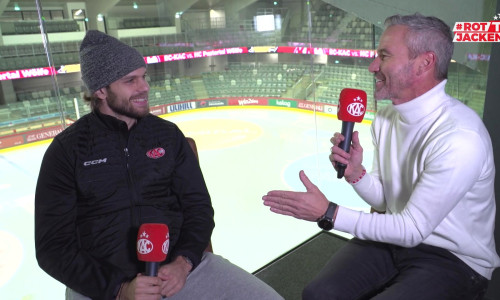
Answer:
[{"left": 79, "top": 30, "right": 146, "bottom": 93}]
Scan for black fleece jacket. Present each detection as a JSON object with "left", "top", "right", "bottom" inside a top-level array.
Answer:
[{"left": 35, "top": 111, "right": 214, "bottom": 299}]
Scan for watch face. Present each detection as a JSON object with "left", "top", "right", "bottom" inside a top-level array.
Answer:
[{"left": 318, "top": 218, "right": 333, "bottom": 231}]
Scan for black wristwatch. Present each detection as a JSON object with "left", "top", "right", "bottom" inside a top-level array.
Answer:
[{"left": 317, "top": 202, "right": 338, "bottom": 231}]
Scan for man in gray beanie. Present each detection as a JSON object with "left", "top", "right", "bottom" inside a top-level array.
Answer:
[
  {"left": 79, "top": 30, "right": 148, "bottom": 114},
  {"left": 80, "top": 30, "right": 146, "bottom": 94},
  {"left": 35, "top": 30, "right": 283, "bottom": 300}
]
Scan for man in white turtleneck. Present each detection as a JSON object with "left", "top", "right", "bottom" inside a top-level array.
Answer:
[{"left": 263, "top": 13, "right": 500, "bottom": 299}]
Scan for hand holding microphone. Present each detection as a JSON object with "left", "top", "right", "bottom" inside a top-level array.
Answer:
[
  {"left": 136, "top": 223, "right": 169, "bottom": 276},
  {"left": 335, "top": 88, "right": 367, "bottom": 179},
  {"left": 117, "top": 224, "right": 168, "bottom": 299},
  {"left": 135, "top": 224, "right": 189, "bottom": 298}
]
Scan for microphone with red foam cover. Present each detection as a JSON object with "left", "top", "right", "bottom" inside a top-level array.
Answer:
[
  {"left": 136, "top": 223, "right": 169, "bottom": 276},
  {"left": 336, "top": 88, "right": 367, "bottom": 179}
]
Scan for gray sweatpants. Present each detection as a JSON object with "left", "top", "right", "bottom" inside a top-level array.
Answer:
[{"left": 66, "top": 252, "right": 284, "bottom": 300}]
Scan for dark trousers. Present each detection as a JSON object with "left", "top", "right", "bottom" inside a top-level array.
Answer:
[{"left": 302, "top": 238, "right": 488, "bottom": 300}]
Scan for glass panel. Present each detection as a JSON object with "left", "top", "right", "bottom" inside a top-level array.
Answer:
[{"left": 0, "top": 0, "right": 496, "bottom": 298}]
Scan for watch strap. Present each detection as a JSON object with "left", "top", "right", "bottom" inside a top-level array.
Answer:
[{"left": 324, "top": 201, "right": 337, "bottom": 220}]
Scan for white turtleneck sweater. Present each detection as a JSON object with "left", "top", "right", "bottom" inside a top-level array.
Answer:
[{"left": 334, "top": 80, "right": 500, "bottom": 279}]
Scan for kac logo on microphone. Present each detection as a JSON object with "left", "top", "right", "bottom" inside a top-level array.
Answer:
[
  {"left": 162, "top": 233, "right": 170, "bottom": 255},
  {"left": 137, "top": 231, "right": 154, "bottom": 254},
  {"left": 347, "top": 96, "right": 366, "bottom": 117}
]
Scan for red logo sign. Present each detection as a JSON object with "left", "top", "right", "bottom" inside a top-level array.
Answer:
[
  {"left": 146, "top": 147, "right": 165, "bottom": 159},
  {"left": 347, "top": 102, "right": 366, "bottom": 117},
  {"left": 453, "top": 15, "right": 500, "bottom": 42}
]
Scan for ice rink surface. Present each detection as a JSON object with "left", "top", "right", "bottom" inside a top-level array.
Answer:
[{"left": 0, "top": 106, "right": 374, "bottom": 299}]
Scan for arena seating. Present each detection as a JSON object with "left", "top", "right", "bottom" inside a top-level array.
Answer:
[
  {"left": 1, "top": 20, "right": 80, "bottom": 35},
  {"left": 148, "top": 76, "right": 196, "bottom": 105},
  {"left": 201, "top": 64, "right": 297, "bottom": 98},
  {"left": 0, "top": 2, "right": 489, "bottom": 131},
  {"left": 0, "top": 59, "right": 488, "bottom": 128}
]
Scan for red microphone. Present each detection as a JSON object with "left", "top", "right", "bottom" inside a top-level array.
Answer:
[
  {"left": 137, "top": 223, "right": 169, "bottom": 276},
  {"left": 336, "top": 88, "right": 367, "bottom": 179}
]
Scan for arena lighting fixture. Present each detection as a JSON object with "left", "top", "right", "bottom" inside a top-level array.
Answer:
[
  {"left": 14, "top": 3, "right": 20, "bottom": 11},
  {"left": 133, "top": 2, "right": 138, "bottom": 9},
  {"left": 74, "top": 9, "right": 83, "bottom": 16},
  {"left": 97, "top": 14, "right": 103, "bottom": 21}
]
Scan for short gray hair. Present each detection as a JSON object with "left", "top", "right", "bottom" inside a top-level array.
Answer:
[{"left": 385, "top": 13, "right": 454, "bottom": 80}]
